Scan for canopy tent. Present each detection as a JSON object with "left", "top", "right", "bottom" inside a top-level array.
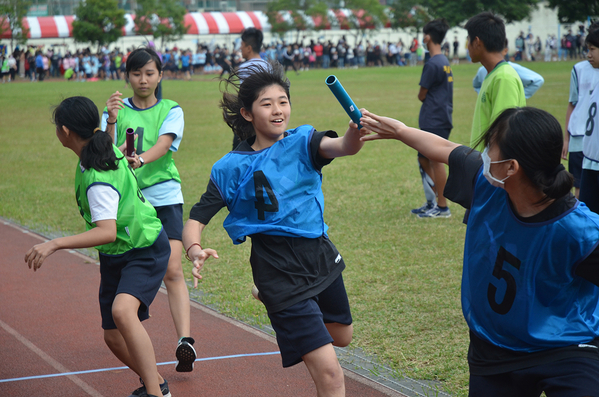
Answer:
[{"left": 1, "top": 10, "right": 391, "bottom": 40}]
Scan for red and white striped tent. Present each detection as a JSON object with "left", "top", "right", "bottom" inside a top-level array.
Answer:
[{"left": 1, "top": 10, "right": 390, "bottom": 39}]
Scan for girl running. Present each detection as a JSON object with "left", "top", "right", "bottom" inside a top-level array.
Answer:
[
  {"left": 103, "top": 47, "right": 196, "bottom": 374},
  {"left": 182, "top": 62, "right": 368, "bottom": 396},
  {"left": 360, "top": 107, "right": 599, "bottom": 397},
  {"left": 25, "top": 96, "right": 171, "bottom": 397}
]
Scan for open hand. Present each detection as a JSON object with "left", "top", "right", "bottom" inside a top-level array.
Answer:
[
  {"left": 188, "top": 247, "right": 219, "bottom": 288},
  {"left": 24, "top": 241, "right": 57, "bottom": 272},
  {"left": 359, "top": 109, "right": 406, "bottom": 141},
  {"left": 106, "top": 91, "right": 124, "bottom": 123}
]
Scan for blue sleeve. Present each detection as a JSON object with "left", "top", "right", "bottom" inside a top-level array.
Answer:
[
  {"left": 472, "top": 66, "right": 487, "bottom": 94},
  {"left": 569, "top": 68, "right": 579, "bottom": 105},
  {"left": 159, "top": 107, "right": 184, "bottom": 152},
  {"left": 511, "top": 63, "right": 544, "bottom": 99}
]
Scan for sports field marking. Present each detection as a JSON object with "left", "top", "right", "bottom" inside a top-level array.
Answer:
[
  {"left": 0, "top": 318, "right": 104, "bottom": 396},
  {"left": 0, "top": 351, "right": 280, "bottom": 384}
]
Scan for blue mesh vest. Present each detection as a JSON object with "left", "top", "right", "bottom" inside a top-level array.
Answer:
[
  {"left": 211, "top": 125, "right": 328, "bottom": 244},
  {"left": 463, "top": 171, "right": 599, "bottom": 352}
]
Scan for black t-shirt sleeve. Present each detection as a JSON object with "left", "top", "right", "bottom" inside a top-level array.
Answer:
[
  {"left": 310, "top": 129, "right": 339, "bottom": 170},
  {"left": 188, "top": 179, "right": 226, "bottom": 225},
  {"left": 444, "top": 145, "right": 483, "bottom": 210},
  {"left": 574, "top": 245, "right": 599, "bottom": 287}
]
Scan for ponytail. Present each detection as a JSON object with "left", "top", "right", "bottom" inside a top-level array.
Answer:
[
  {"left": 537, "top": 164, "right": 574, "bottom": 201},
  {"left": 53, "top": 96, "right": 120, "bottom": 171},
  {"left": 80, "top": 129, "right": 119, "bottom": 171}
]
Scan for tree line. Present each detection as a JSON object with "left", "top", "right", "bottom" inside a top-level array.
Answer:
[{"left": 1, "top": 0, "right": 597, "bottom": 52}]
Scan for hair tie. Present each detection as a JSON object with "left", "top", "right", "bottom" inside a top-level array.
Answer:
[
  {"left": 552, "top": 164, "right": 565, "bottom": 177},
  {"left": 93, "top": 127, "right": 101, "bottom": 134}
]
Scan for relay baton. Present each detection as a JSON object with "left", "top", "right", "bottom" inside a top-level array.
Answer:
[
  {"left": 126, "top": 128, "right": 135, "bottom": 157},
  {"left": 325, "top": 75, "right": 362, "bottom": 129}
]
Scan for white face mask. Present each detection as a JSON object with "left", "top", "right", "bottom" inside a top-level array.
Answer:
[{"left": 482, "top": 147, "right": 512, "bottom": 188}]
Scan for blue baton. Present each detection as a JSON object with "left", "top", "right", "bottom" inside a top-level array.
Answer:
[{"left": 325, "top": 75, "right": 362, "bottom": 129}]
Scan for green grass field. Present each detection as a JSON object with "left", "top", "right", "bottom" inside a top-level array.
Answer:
[{"left": 0, "top": 60, "right": 576, "bottom": 396}]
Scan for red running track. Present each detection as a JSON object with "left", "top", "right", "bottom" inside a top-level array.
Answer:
[{"left": 0, "top": 219, "right": 405, "bottom": 397}]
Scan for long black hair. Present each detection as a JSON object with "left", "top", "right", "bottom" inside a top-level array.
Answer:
[
  {"left": 479, "top": 107, "right": 573, "bottom": 202},
  {"left": 53, "top": 96, "right": 120, "bottom": 171},
  {"left": 219, "top": 60, "right": 290, "bottom": 141},
  {"left": 126, "top": 47, "right": 163, "bottom": 97}
]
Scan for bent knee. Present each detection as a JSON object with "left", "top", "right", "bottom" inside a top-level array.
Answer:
[
  {"left": 319, "top": 363, "right": 345, "bottom": 390},
  {"left": 328, "top": 323, "right": 353, "bottom": 347},
  {"left": 333, "top": 334, "right": 352, "bottom": 347},
  {"left": 163, "top": 264, "right": 184, "bottom": 282},
  {"left": 103, "top": 329, "right": 119, "bottom": 348}
]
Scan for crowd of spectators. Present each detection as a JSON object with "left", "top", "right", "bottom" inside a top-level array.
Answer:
[
  {"left": 0, "top": 36, "right": 441, "bottom": 83},
  {"left": 3, "top": 27, "right": 588, "bottom": 84},
  {"left": 512, "top": 25, "right": 589, "bottom": 63}
]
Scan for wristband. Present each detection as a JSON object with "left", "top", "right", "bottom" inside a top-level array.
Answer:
[
  {"left": 185, "top": 243, "right": 202, "bottom": 261},
  {"left": 106, "top": 120, "right": 116, "bottom": 125}
]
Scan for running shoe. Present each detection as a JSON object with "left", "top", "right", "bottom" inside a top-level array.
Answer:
[
  {"left": 411, "top": 202, "right": 435, "bottom": 215},
  {"left": 418, "top": 206, "right": 451, "bottom": 218},
  {"left": 175, "top": 337, "right": 197, "bottom": 372},
  {"left": 129, "top": 378, "right": 171, "bottom": 397}
]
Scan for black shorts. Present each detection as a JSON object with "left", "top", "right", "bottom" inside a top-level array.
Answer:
[
  {"left": 418, "top": 128, "right": 451, "bottom": 158},
  {"left": 568, "top": 151, "right": 583, "bottom": 188},
  {"left": 579, "top": 169, "right": 599, "bottom": 214},
  {"left": 154, "top": 204, "right": 183, "bottom": 241},
  {"left": 468, "top": 356, "right": 599, "bottom": 397},
  {"left": 99, "top": 229, "right": 170, "bottom": 330},
  {"left": 267, "top": 274, "right": 352, "bottom": 368}
]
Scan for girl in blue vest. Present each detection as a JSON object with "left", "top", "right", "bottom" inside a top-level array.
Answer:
[
  {"left": 183, "top": 61, "right": 368, "bottom": 396},
  {"left": 25, "top": 96, "right": 171, "bottom": 397},
  {"left": 360, "top": 107, "right": 599, "bottom": 396},
  {"left": 103, "top": 47, "right": 196, "bottom": 374}
]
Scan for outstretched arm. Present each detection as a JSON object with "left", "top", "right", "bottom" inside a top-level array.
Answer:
[
  {"left": 318, "top": 120, "right": 369, "bottom": 159},
  {"left": 25, "top": 220, "right": 116, "bottom": 271},
  {"left": 359, "top": 110, "right": 459, "bottom": 165},
  {"left": 182, "top": 219, "right": 219, "bottom": 288}
]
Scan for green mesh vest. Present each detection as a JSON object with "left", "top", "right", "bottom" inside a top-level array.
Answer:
[
  {"left": 75, "top": 145, "right": 162, "bottom": 255},
  {"left": 111, "top": 99, "right": 181, "bottom": 189}
]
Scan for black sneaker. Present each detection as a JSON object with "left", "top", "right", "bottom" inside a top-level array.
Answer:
[
  {"left": 128, "top": 378, "right": 171, "bottom": 397},
  {"left": 175, "top": 337, "right": 197, "bottom": 372}
]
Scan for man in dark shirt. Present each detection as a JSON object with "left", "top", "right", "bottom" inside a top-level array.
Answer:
[{"left": 412, "top": 18, "right": 454, "bottom": 218}]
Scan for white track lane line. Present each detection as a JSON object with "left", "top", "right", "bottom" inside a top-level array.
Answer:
[
  {"left": 0, "top": 318, "right": 104, "bottom": 396},
  {"left": 0, "top": 350, "right": 280, "bottom": 383}
]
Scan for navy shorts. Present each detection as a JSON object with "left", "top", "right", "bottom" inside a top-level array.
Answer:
[
  {"left": 418, "top": 128, "right": 451, "bottom": 158},
  {"left": 99, "top": 229, "right": 170, "bottom": 330},
  {"left": 154, "top": 204, "right": 183, "bottom": 241},
  {"left": 468, "top": 356, "right": 599, "bottom": 397},
  {"left": 568, "top": 151, "right": 583, "bottom": 188},
  {"left": 267, "top": 274, "right": 352, "bottom": 368}
]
